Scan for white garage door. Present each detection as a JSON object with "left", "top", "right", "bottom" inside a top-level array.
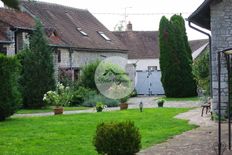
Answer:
[{"left": 135, "top": 70, "right": 164, "bottom": 95}]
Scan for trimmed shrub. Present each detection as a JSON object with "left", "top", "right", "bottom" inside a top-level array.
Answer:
[
  {"left": 93, "top": 121, "right": 141, "bottom": 155},
  {"left": 0, "top": 54, "right": 21, "bottom": 121}
]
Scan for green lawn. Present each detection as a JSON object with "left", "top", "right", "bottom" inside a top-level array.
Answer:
[
  {"left": 0, "top": 108, "right": 197, "bottom": 155},
  {"left": 16, "top": 106, "right": 91, "bottom": 114},
  {"left": 157, "top": 96, "right": 200, "bottom": 101}
]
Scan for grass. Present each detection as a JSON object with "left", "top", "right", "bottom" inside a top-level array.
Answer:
[
  {"left": 157, "top": 96, "right": 200, "bottom": 101},
  {"left": 16, "top": 106, "right": 91, "bottom": 114},
  {"left": 0, "top": 108, "right": 197, "bottom": 155}
]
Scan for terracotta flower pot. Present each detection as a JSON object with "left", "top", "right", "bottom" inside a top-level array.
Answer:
[
  {"left": 120, "top": 103, "right": 128, "bottom": 110},
  {"left": 53, "top": 107, "right": 64, "bottom": 115}
]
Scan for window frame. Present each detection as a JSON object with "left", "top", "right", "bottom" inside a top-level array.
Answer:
[
  {"left": 77, "top": 27, "right": 88, "bottom": 36},
  {"left": 97, "top": 31, "right": 111, "bottom": 41}
]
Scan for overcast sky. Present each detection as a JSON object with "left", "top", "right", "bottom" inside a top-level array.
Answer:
[{"left": 1, "top": 0, "right": 209, "bottom": 40}]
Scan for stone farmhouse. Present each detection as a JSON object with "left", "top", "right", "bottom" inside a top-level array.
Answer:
[
  {"left": 0, "top": 1, "right": 128, "bottom": 80},
  {"left": 0, "top": 1, "right": 211, "bottom": 96}
]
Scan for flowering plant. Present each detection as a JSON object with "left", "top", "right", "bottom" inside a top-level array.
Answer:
[
  {"left": 43, "top": 82, "right": 72, "bottom": 107},
  {"left": 96, "top": 102, "right": 105, "bottom": 112},
  {"left": 156, "top": 99, "right": 165, "bottom": 107}
]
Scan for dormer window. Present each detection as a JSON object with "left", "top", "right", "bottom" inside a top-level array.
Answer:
[
  {"left": 97, "top": 31, "right": 111, "bottom": 41},
  {"left": 77, "top": 27, "right": 88, "bottom": 36},
  {"left": 52, "top": 31, "right": 58, "bottom": 37}
]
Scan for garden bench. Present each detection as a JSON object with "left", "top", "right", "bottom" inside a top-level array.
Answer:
[{"left": 201, "top": 97, "right": 211, "bottom": 117}]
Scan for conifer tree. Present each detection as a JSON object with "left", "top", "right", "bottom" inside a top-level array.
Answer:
[
  {"left": 159, "top": 15, "right": 197, "bottom": 97},
  {"left": 170, "top": 15, "right": 192, "bottom": 63},
  {"left": 159, "top": 16, "right": 182, "bottom": 97},
  {"left": 1, "top": 0, "right": 19, "bottom": 10},
  {"left": 20, "top": 20, "right": 55, "bottom": 108}
]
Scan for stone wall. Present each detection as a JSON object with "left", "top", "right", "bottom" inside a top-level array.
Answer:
[
  {"left": 211, "top": 0, "right": 232, "bottom": 115},
  {"left": 58, "top": 47, "right": 128, "bottom": 69}
]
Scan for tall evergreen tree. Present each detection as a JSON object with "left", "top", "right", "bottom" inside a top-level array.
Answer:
[
  {"left": 159, "top": 15, "right": 197, "bottom": 97},
  {"left": 159, "top": 16, "right": 182, "bottom": 97},
  {"left": 0, "top": 54, "right": 21, "bottom": 121},
  {"left": 20, "top": 20, "right": 55, "bottom": 108},
  {"left": 170, "top": 15, "right": 192, "bottom": 63}
]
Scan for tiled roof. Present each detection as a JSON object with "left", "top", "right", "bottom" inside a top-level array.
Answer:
[
  {"left": 0, "top": 8, "right": 35, "bottom": 29},
  {"left": 113, "top": 31, "right": 159, "bottom": 59},
  {"left": 20, "top": 1, "right": 127, "bottom": 52},
  {"left": 113, "top": 31, "right": 208, "bottom": 59},
  {"left": 0, "top": 8, "right": 34, "bottom": 43},
  {"left": 0, "top": 8, "right": 64, "bottom": 45}
]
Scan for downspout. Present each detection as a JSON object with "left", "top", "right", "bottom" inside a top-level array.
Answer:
[
  {"left": 69, "top": 48, "right": 74, "bottom": 81},
  {"left": 188, "top": 21, "right": 212, "bottom": 97},
  {"left": 11, "top": 28, "right": 19, "bottom": 54}
]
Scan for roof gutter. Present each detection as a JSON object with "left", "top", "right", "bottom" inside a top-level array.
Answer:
[
  {"left": 188, "top": 20, "right": 212, "bottom": 97},
  {"left": 50, "top": 44, "right": 128, "bottom": 53}
]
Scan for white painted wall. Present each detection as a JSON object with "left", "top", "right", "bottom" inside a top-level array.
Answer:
[
  {"left": 72, "top": 51, "right": 127, "bottom": 68},
  {"left": 128, "top": 59, "right": 160, "bottom": 71}
]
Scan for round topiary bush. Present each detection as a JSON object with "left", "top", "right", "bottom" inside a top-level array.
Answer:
[
  {"left": 93, "top": 121, "right": 141, "bottom": 155},
  {"left": 0, "top": 54, "right": 21, "bottom": 121}
]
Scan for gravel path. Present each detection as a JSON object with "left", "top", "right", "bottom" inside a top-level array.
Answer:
[
  {"left": 128, "top": 96, "right": 202, "bottom": 109},
  {"left": 138, "top": 108, "right": 232, "bottom": 155},
  {"left": 13, "top": 96, "right": 201, "bottom": 118}
]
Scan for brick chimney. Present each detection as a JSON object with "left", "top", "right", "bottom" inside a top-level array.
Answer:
[{"left": 126, "top": 21, "right": 133, "bottom": 31}]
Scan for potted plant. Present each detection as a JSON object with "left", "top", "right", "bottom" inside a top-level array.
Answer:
[
  {"left": 120, "top": 96, "right": 129, "bottom": 110},
  {"left": 43, "top": 83, "right": 72, "bottom": 115},
  {"left": 157, "top": 99, "right": 165, "bottom": 108},
  {"left": 96, "top": 102, "right": 104, "bottom": 112}
]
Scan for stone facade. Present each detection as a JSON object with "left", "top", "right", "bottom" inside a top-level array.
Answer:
[
  {"left": 56, "top": 47, "right": 128, "bottom": 80},
  {"left": 58, "top": 47, "right": 127, "bottom": 69},
  {"left": 211, "top": 0, "right": 232, "bottom": 115}
]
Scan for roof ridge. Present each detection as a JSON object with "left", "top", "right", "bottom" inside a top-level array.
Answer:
[
  {"left": 20, "top": 0, "right": 89, "bottom": 12},
  {"left": 113, "top": 31, "right": 159, "bottom": 32}
]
